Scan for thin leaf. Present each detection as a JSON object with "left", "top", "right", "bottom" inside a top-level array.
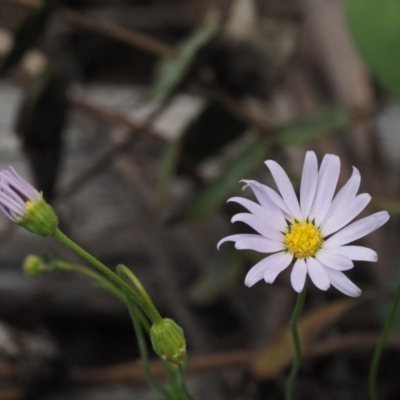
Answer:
[
  {"left": 176, "top": 138, "right": 268, "bottom": 223},
  {"left": 276, "top": 108, "right": 352, "bottom": 147},
  {"left": 344, "top": 0, "right": 400, "bottom": 100},
  {"left": 156, "top": 139, "right": 182, "bottom": 200},
  {"left": 156, "top": 101, "right": 247, "bottom": 200},
  {"left": 148, "top": 23, "right": 218, "bottom": 102}
]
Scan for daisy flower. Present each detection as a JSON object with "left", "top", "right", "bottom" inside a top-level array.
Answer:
[
  {"left": 0, "top": 166, "right": 58, "bottom": 236},
  {"left": 218, "top": 151, "right": 389, "bottom": 297}
]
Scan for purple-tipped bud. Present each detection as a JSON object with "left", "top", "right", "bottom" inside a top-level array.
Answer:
[
  {"left": 0, "top": 166, "right": 40, "bottom": 221},
  {"left": 0, "top": 167, "right": 58, "bottom": 236}
]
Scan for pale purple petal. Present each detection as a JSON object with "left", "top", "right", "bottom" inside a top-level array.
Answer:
[
  {"left": 316, "top": 249, "right": 354, "bottom": 271},
  {"left": 244, "top": 252, "right": 289, "bottom": 287},
  {"left": 0, "top": 180, "right": 26, "bottom": 207},
  {"left": 263, "top": 252, "right": 293, "bottom": 284},
  {"left": 306, "top": 257, "right": 330, "bottom": 290},
  {"left": 238, "top": 181, "right": 288, "bottom": 230},
  {"left": 228, "top": 197, "right": 267, "bottom": 219},
  {"left": 311, "top": 154, "right": 341, "bottom": 225},
  {"left": 321, "top": 193, "right": 371, "bottom": 237},
  {"left": 325, "top": 245, "right": 377, "bottom": 262},
  {"left": 8, "top": 166, "right": 40, "bottom": 200},
  {"left": 291, "top": 258, "right": 307, "bottom": 293},
  {"left": 324, "top": 268, "right": 361, "bottom": 297},
  {"left": 217, "top": 233, "right": 283, "bottom": 253},
  {"left": 262, "top": 186, "right": 293, "bottom": 220},
  {"left": 324, "top": 211, "right": 390, "bottom": 248},
  {"left": 300, "top": 151, "right": 318, "bottom": 219},
  {"left": 217, "top": 233, "right": 259, "bottom": 249},
  {"left": 231, "top": 213, "right": 284, "bottom": 241},
  {"left": 228, "top": 196, "right": 286, "bottom": 232},
  {"left": 0, "top": 185, "right": 27, "bottom": 221},
  {"left": 0, "top": 203, "right": 14, "bottom": 220},
  {"left": 1, "top": 167, "right": 39, "bottom": 201},
  {"left": 0, "top": 186, "right": 26, "bottom": 211},
  {"left": 241, "top": 180, "right": 292, "bottom": 218},
  {"left": 0, "top": 167, "right": 42, "bottom": 222},
  {"left": 0, "top": 193, "right": 25, "bottom": 216},
  {"left": 264, "top": 160, "right": 302, "bottom": 220},
  {"left": 322, "top": 167, "right": 360, "bottom": 224},
  {"left": 0, "top": 198, "right": 24, "bottom": 220},
  {"left": 236, "top": 236, "right": 283, "bottom": 253}
]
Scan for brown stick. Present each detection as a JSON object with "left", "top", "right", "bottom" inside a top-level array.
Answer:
[
  {"left": 0, "top": 0, "right": 179, "bottom": 59},
  {"left": 0, "top": 388, "right": 24, "bottom": 400},
  {"left": 67, "top": 95, "right": 166, "bottom": 145},
  {"left": 70, "top": 332, "right": 400, "bottom": 386},
  {"left": 57, "top": 8, "right": 179, "bottom": 59},
  {"left": 70, "top": 350, "right": 252, "bottom": 385}
]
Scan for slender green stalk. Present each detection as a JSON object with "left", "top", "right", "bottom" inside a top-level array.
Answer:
[
  {"left": 118, "top": 266, "right": 171, "bottom": 398},
  {"left": 369, "top": 278, "right": 400, "bottom": 400},
  {"left": 53, "top": 231, "right": 189, "bottom": 398},
  {"left": 178, "top": 363, "right": 195, "bottom": 400},
  {"left": 117, "top": 264, "right": 162, "bottom": 324},
  {"left": 50, "top": 259, "right": 151, "bottom": 331},
  {"left": 285, "top": 282, "right": 307, "bottom": 400},
  {"left": 73, "top": 265, "right": 151, "bottom": 331},
  {"left": 165, "top": 363, "right": 181, "bottom": 400},
  {"left": 53, "top": 229, "right": 160, "bottom": 323},
  {"left": 47, "top": 258, "right": 125, "bottom": 302},
  {"left": 69, "top": 264, "right": 126, "bottom": 302}
]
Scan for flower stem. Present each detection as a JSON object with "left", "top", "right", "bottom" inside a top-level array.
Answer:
[
  {"left": 70, "top": 264, "right": 126, "bottom": 302},
  {"left": 369, "top": 278, "right": 400, "bottom": 400},
  {"left": 285, "top": 282, "right": 307, "bottom": 400},
  {"left": 53, "top": 229, "right": 161, "bottom": 323},
  {"left": 117, "top": 264, "right": 162, "bottom": 324},
  {"left": 118, "top": 266, "right": 172, "bottom": 398},
  {"left": 178, "top": 363, "right": 195, "bottom": 400},
  {"left": 165, "top": 363, "right": 181, "bottom": 400}
]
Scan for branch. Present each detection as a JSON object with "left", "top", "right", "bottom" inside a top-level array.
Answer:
[
  {"left": 0, "top": 388, "right": 23, "bottom": 400},
  {"left": 67, "top": 94, "right": 166, "bottom": 145},
  {"left": 70, "top": 332, "right": 400, "bottom": 385},
  {"left": 0, "top": 0, "right": 179, "bottom": 59},
  {"left": 57, "top": 7, "right": 179, "bottom": 59},
  {"left": 70, "top": 350, "right": 252, "bottom": 385}
]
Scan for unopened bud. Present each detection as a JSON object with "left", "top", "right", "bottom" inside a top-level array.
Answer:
[
  {"left": 23, "top": 255, "right": 47, "bottom": 277},
  {"left": 150, "top": 318, "right": 186, "bottom": 366},
  {"left": 0, "top": 167, "right": 58, "bottom": 237},
  {"left": 18, "top": 196, "right": 58, "bottom": 237}
]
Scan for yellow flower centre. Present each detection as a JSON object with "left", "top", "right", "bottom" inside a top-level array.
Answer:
[
  {"left": 284, "top": 220, "right": 323, "bottom": 259},
  {"left": 25, "top": 200, "right": 34, "bottom": 209}
]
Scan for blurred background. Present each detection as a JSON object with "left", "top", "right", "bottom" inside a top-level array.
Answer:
[{"left": 0, "top": 0, "right": 399, "bottom": 399}]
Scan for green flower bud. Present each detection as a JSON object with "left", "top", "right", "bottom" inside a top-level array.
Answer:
[
  {"left": 23, "top": 255, "right": 47, "bottom": 277},
  {"left": 0, "top": 167, "right": 58, "bottom": 237},
  {"left": 18, "top": 196, "right": 58, "bottom": 237},
  {"left": 150, "top": 318, "right": 186, "bottom": 366}
]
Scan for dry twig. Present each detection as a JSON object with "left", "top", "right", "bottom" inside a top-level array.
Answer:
[
  {"left": 0, "top": 388, "right": 23, "bottom": 400},
  {"left": 0, "top": 0, "right": 179, "bottom": 59},
  {"left": 57, "top": 7, "right": 179, "bottom": 59},
  {"left": 70, "top": 332, "right": 400, "bottom": 385}
]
